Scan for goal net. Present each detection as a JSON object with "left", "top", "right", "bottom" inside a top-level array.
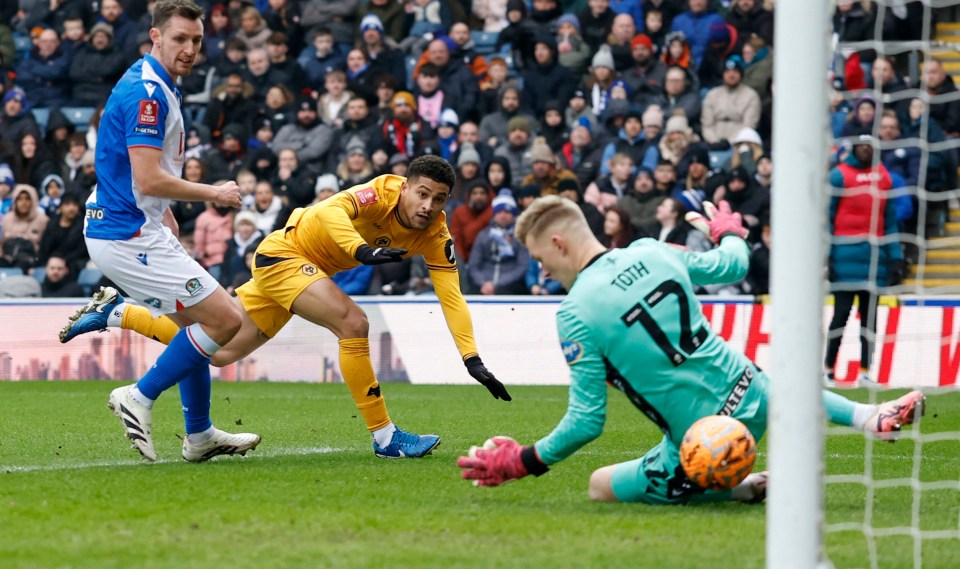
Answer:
[{"left": 768, "top": 1, "right": 960, "bottom": 568}]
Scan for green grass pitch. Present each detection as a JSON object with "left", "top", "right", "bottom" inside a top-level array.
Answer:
[{"left": 1, "top": 382, "right": 958, "bottom": 569}]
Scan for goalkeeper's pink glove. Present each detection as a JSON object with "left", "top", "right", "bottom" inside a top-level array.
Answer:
[
  {"left": 685, "top": 200, "right": 749, "bottom": 244},
  {"left": 456, "top": 436, "right": 549, "bottom": 487}
]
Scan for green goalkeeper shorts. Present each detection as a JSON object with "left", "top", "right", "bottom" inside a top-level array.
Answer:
[{"left": 611, "top": 373, "right": 769, "bottom": 504}]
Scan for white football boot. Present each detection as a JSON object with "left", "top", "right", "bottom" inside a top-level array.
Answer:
[
  {"left": 107, "top": 384, "right": 156, "bottom": 462},
  {"left": 182, "top": 428, "right": 261, "bottom": 462}
]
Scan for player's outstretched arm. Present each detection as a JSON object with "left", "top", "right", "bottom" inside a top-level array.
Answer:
[
  {"left": 465, "top": 356, "right": 512, "bottom": 401},
  {"left": 457, "top": 436, "right": 548, "bottom": 487},
  {"left": 670, "top": 200, "right": 751, "bottom": 285},
  {"left": 428, "top": 265, "right": 512, "bottom": 401},
  {"left": 685, "top": 200, "right": 749, "bottom": 244}
]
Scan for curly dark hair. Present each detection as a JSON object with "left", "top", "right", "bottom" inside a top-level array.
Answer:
[{"left": 407, "top": 155, "right": 456, "bottom": 190}]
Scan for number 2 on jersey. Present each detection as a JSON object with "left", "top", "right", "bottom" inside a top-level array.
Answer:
[{"left": 620, "top": 279, "right": 708, "bottom": 366}]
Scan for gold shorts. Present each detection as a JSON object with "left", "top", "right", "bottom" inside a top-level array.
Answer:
[{"left": 235, "top": 229, "right": 328, "bottom": 338}]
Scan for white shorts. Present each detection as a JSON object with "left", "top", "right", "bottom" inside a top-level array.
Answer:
[{"left": 85, "top": 229, "right": 219, "bottom": 316}]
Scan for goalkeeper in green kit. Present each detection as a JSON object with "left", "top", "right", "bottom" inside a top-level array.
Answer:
[{"left": 457, "top": 196, "right": 925, "bottom": 504}]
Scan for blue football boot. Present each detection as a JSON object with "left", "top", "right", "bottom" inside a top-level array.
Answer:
[
  {"left": 59, "top": 286, "right": 124, "bottom": 343},
  {"left": 373, "top": 427, "right": 441, "bottom": 458}
]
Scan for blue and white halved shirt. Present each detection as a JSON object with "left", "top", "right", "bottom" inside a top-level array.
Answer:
[{"left": 85, "top": 53, "right": 185, "bottom": 240}]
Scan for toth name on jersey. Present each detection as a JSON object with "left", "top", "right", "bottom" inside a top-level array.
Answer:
[{"left": 609, "top": 261, "right": 651, "bottom": 292}]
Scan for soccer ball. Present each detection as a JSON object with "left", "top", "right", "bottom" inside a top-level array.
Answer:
[{"left": 679, "top": 415, "right": 756, "bottom": 491}]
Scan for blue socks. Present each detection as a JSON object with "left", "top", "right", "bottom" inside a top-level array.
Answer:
[
  {"left": 179, "top": 365, "right": 212, "bottom": 435},
  {"left": 135, "top": 323, "right": 221, "bottom": 434}
]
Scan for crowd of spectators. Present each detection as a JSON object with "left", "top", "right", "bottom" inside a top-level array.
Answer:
[{"left": 0, "top": 0, "right": 955, "bottom": 298}]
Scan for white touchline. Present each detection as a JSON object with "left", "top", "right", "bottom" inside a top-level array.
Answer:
[{"left": 1, "top": 446, "right": 347, "bottom": 473}]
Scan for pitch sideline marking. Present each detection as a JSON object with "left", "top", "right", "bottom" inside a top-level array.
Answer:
[{"left": 1, "top": 445, "right": 348, "bottom": 473}]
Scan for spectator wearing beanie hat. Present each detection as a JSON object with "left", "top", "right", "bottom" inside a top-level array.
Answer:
[
  {"left": 468, "top": 189, "right": 530, "bottom": 295},
  {"left": 624, "top": 33, "right": 668, "bottom": 105},
  {"left": 588, "top": 46, "right": 618, "bottom": 116},
  {"left": 671, "top": 144, "right": 710, "bottom": 212},
  {"left": 619, "top": 164, "right": 670, "bottom": 230},
  {"left": 360, "top": 14, "right": 385, "bottom": 36},
  {"left": 450, "top": 141, "right": 483, "bottom": 216},
  {"left": 479, "top": 85, "right": 536, "bottom": 150},
  {"left": 220, "top": 210, "right": 264, "bottom": 291},
  {"left": 725, "top": 126, "right": 765, "bottom": 176},
  {"left": 381, "top": 90, "right": 437, "bottom": 158},
  {"left": 641, "top": 105, "right": 665, "bottom": 143},
  {"left": 365, "top": 0, "right": 407, "bottom": 43},
  {"left": 656, "top": 115, "right": 696, "bottom": 169},
  {"left": 437, "top": 108, "right": 460, "bottom": 161},
  {"left": 521, "top": 137, "right": 579, "bottom": 196},
  {"left": 556, "top": 13, "right": 592, "bottom": 76},
  {"left": 841, "top": 95, "right": 878, "bottom": 138},
  {"left": 313, "top": 174, "right": 341, "bottom": 203},
  {"left": 0, "top": 88, "right": 39, "bottom": 146},
  {"left": 564, "top": 88, "right": 596, "bottom": 135},
  {"left": 494, "top": 115, "right": 535, "bottom": 187},
  {"left": 701, "top": 55, "right": 761, "bottom": 144},
  {"left": 560, "top": 116, "right": 605, "bottom": 191},
  {"left": 69, "top": 22, "right": 126, "bottom": 108},
  {"left": 270, "top": 95, "right": 336, "bottom": 175}
]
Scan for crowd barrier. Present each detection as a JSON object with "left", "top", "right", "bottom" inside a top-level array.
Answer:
[{"left": 1, "top": 296, "right": 958, "bottom": 388}]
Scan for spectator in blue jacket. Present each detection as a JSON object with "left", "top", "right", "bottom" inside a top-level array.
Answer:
[
  {"left": 332, "top": 265, "right": 375, "bottom": 295},
  {"left": 611, "top": 0, "right": 645, "bottom": 31},
  {"left": 669, "top": 0, "right": 725, "bottom": 68},
  {"left": 15, "top": 28, "right": 72, "bottom": 109}
]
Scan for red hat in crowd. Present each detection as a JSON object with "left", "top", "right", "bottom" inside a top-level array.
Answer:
[{"left": 630, "top": 34, "right": 653, "bottom": 51}]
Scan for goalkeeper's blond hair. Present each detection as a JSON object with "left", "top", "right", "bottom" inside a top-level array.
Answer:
[{"left": 515, "top": 196, "right": 595, "bottom": 245}]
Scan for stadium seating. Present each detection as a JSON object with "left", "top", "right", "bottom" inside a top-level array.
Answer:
[
  {"left": 30, "top": 108, "right": 50, "bottom": 133},
  {"left": 31, "top": 267, "right": 45, "bottom": 284},
  {"left": 12, "top": 32, "right": 31, "bottom": 62},
  {"left": 0, "top": 267, "right": 23, "bottom": 279},
  {"left": 77, "top": 268, "right": 103, "bottom": 296},
  {"left": 470, "top": 31, "right": 499, "bottom": 55},
  {"left": 404, "top": 55, "right": 418, "bottom": 90},
  {"left": 60, "top": 107, "right": 97, "bottom": 132}
]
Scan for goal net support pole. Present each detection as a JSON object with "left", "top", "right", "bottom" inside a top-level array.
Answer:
[{"left": 767, "top": 0, "right": 831, "bottom": 567}]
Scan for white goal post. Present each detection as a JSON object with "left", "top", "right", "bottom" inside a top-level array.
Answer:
[{"left": 767, "top": 0, "right": 831, "bottom": 567}]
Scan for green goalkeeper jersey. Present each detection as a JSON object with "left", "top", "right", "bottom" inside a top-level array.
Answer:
[{"left": 534, "top": 236, "right": 764, "bottom": 465}]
